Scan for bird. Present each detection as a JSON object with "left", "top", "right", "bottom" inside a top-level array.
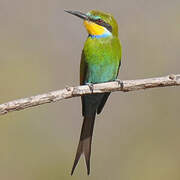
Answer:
[{"left": 65, "top": 10, "right": 122, "bottom": 175}]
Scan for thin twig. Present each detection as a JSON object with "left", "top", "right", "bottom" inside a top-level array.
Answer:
[{"left": 0, "top": 74, "right": 180, "bottom": 116}]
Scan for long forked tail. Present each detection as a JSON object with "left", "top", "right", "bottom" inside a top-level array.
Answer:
[{"left": 71, "top": 113, "right": 96, "bottom": 175}]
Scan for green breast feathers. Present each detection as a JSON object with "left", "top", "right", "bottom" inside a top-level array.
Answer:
[{"left": 81, "top": 36, "right": 121, "bottom": 84}]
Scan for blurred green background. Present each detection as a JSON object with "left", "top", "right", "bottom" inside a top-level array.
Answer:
[{"left": 0, "top": 0, "right": 180, "bottom": 179}]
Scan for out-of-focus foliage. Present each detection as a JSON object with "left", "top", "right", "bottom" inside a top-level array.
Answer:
[{"left": 0, "top": 0, "right": 180, "bottom": 179}]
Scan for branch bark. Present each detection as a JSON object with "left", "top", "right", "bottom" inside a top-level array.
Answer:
[{"left": 0, "top": 74, "right": 180, "bottom": 116}]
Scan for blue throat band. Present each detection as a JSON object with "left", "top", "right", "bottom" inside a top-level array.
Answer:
[{"left": 89, "top": 33, "right": 111, "bottom": 39}]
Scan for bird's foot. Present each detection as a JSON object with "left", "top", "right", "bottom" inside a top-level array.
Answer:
[
  {"left": 65, "top": 85, "right": 71, "bottom": 91},
  {"left": 86, "top": 83, "right": 94, "bottom": 93},
  {"left": 115, "top": 79, "right": 124, "bottom": 89}
]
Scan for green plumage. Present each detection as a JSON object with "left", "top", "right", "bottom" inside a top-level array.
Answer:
[
  {"left": 66, "top": 10, "right": 122, "bottom": 175},
  {"left": 81, "top": 35, "right": 121, "bottom": 84}
]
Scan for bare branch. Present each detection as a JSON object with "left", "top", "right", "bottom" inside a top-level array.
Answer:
[{"left": 0, "top": 74, "right": 180, "bottom": 116}]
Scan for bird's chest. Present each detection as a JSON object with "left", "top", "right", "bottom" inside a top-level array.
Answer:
[
  {"left": 84, "top": 38, "right": 113, "bottom": 64},
  {"left": 83, "top": 38, "right": 119, "bottom": 83}
]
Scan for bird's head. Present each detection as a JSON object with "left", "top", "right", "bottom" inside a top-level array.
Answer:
[{"left": 65, "top": 10, "right": 118, "bottom": 38}]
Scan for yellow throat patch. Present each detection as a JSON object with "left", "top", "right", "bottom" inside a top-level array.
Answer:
[{"left": 84, "top": 20, "right": 105, "bottom": 36}]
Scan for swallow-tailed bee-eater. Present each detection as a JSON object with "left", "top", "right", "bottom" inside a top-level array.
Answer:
[{"left": 65, "top": 10, "right": 122, "bottom": 175}]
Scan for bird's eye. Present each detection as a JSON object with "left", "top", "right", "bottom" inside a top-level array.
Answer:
[{"left": 96, "top": 19, "right": 103, "bottom": 23}]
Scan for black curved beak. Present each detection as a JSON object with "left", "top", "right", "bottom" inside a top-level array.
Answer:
[{"left": 64, "top": 10, "right": 89, "bottom": 20}]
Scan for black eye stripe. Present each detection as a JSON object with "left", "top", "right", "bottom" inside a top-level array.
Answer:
[
  {"left": 99, "top": 21, "right": 112, "bottom": 32},
  {"left": 90, "top": 18, "right": 112, "bottom": 32}
]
